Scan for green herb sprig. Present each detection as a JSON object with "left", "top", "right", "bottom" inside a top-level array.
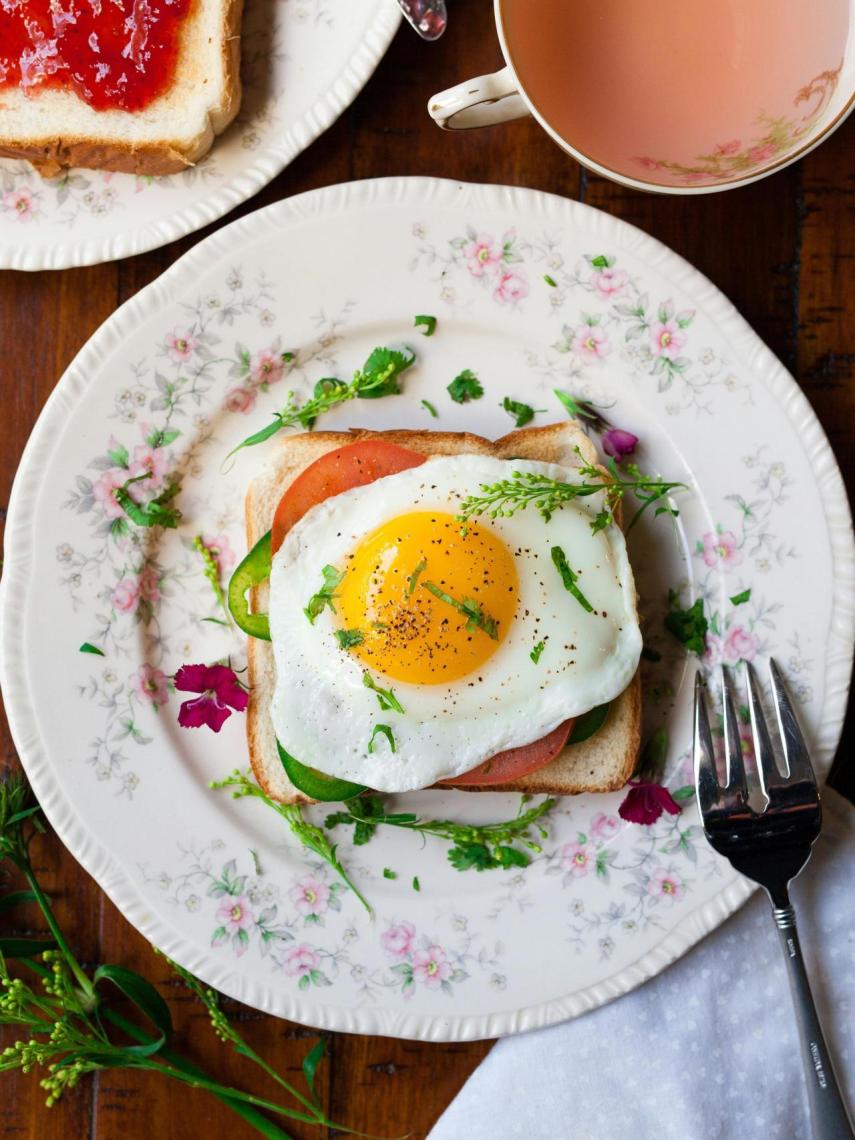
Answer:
[
  {"left": 458, "top": 451, "right": 686, "bottom": 534},
  {"left": 447, "top": 369, "right": 483, "bottom": 403},
  {"left": 362, "top": 672, "right": 404, "bottom": 714},
  {"left": 664, "top": 590, "right": 708, "bottom": 655},
  {"left": 225, "top": 346, "right": 415, "bottom": 464},
  {"left": 211, "top": 771, "right": 372, "bottom": 914},
  {"left": 115, "top": 473, "right": 181, "bottom": 530},
  {"left": 422, "top": 581, "right": 499, "bottom": 640},
  {"left": 193, "top": 535, "right": 229, "bottom": 621},
  {"left": 325, "top": 795, "right": 556, "bottom": 873},
  {"left": 550, "top": 547, "right": 594, "bottom": 613},
  {"left": 304, "top": 565, "right": 345, "bottom": 624},
  {"left": 0, "top": 773, "right": 377, "bottom": 1135}
]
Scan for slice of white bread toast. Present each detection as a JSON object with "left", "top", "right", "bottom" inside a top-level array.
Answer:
[
  {"left": 0, "top": 0, "right": 242, "bottom": 176},
  {"left": 246, "top": 423, "right": 642, "bottom": 804}
]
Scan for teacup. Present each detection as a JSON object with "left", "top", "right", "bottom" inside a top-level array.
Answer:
[{"left": 428, "top": 0, "right": 855, "bottom": 194}]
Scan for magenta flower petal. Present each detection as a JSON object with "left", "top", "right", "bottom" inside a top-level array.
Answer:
[
  {"left": 178, "top": 694, "right": 233, "bottom": 732},
  {"left": 618, "top": 779, "right": 681, "bottom": 826},
  {"left": 174, "top": 662, "right": 248, "bottom": 733},
  {"left": 602, "top": 428, "right": 639, "bottom": 461},
  {"left": 174, "top": 663, "right": 211, "bottom": 694},
  {"left": 204, "top": 664, "right": 249, "bottom": 712}
]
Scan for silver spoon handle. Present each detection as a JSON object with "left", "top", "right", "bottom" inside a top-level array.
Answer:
[{"left": 773, "top": 905, "right": 854, "bottom": 1140}]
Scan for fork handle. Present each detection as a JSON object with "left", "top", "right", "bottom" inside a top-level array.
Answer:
[{"left": 773, "top": 905, "right": 854, "bottom": 1139}]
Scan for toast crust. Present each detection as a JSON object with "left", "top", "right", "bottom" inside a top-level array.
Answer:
[
  {"left": 0, "top": 0, "right": 242, "bottom": 176},
  {"left": 245, "top": 425, "right": 641, "bottom": 804}
]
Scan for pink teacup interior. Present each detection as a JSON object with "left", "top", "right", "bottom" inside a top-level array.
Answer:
[{"left": 499, "top": 0, "right": 852, "bottom": 187}]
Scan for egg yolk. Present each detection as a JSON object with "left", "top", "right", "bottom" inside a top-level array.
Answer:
[{"left": 336, "top": 511, "right": 519, "bottom": 684}]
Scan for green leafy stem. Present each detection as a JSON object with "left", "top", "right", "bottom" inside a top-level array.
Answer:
[
  {"left": 458, "top": 452, "right": 687, "bottom": 535},
  {"left": 0, "top": 773, "right": 386, "bottom": 1137}
]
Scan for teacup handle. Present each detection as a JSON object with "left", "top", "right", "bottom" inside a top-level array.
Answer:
[{"left": 428, "top": 66, "right": 530, "bottom": 130}]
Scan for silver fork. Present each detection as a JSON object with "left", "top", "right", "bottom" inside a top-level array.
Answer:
[{"left": 694, "top": 660, "right": 854, "bottom": 1140}]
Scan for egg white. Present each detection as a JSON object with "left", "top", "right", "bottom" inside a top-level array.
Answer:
[{"left": 268, "top": 454, "right": 642, "bottom": 792}]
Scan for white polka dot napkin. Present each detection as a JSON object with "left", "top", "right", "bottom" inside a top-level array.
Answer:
[{"left": 429, "top": 789, "right": 853, "bottom": 1140}]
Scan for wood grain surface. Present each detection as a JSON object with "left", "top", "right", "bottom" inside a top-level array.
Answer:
[{"left": 1, "top": 3, "right": 853, "bottom": 1138}]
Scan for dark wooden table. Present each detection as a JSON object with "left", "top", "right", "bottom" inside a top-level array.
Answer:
[{"left": 1, "top": 4, "right": 853, "bottom": 1137}]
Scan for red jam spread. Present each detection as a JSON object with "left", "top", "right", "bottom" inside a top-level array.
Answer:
[{"left": 0, "top": 0, "right": 193, "bottom": 112}]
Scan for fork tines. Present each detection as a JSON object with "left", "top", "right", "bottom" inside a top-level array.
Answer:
[{"left": 693, "top": 659, "right": 818, "bottom": 812}]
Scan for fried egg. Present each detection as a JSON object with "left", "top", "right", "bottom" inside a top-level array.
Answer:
[{"left": 269, "top": 454, "right": 642, "bottom": 792}]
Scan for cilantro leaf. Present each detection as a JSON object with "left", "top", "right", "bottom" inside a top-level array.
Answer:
[
  {"left": 414, "top": 314, "right": 437, "bottom": 337},
  {"left": 448, "top": 843, "right": 494, "bottom": 872},
  {"left": 447, "top": 369, "right": 483, "bottom": 403},
  {"left": 502, "top": 396, "right": 538, "bottom": 428},
  {"left": 664, "top": 591, "right": 708, "bottom": 656},
  {"left": 357, "top": 346, "right": 416, "bottom": 399},
  {"left": 530, "top": 640, "right": 545, "bottom": 664},
  {"left": 383, "top": 867, "right": 398, "bottom": 879},
  {"left": 551, "top": 547, "right": 594, "bottom": 613},
  {"left": 421, "top": 399, "right": 438, "bottom": 418},
  {"left": 79, "top": 642, "right": 105, "bottom": 656},
  {"left": 304, "top": 565, "right": 345, "bottom": 624},
  {"left": 543, "top": 274, "right": 558, "bottom": 288},
  {"left": 730, "top": 588, "right": 751, "bottom": 606}
]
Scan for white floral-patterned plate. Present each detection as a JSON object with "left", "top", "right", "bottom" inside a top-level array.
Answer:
[
  {"left": 0, "top": 0, "right": 400, "bottom": 270},
  {"left": 2, "top": 178, "right": 853, "bottom": 1040}
]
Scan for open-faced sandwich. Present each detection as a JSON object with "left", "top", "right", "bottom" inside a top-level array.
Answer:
[{"left": 228, "top": 421, "right": 643, "bottom": 804}]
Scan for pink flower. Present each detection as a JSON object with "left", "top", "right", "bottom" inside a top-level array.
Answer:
[
  {"left": 93, "top": 469, "right": 128, "bottom": 520},
  {"left": 592, "top": 267, "right": 628, "bottom": 300},
  {"left": 714, "top": 139, "right": 741, "bottom": 157},
  {"left": 282, "top": 943, "right": 320, "bottom": 978},
  {"left": 201, "top": 533, "right": 236, "bottom": 575},
  {"left": 590, "top": 812, "right": 620, "bottom": 841},
  {"left": 412, "top": 945, "right": 453, "bottom": 989},
  {"left": 174, "top": 663, "right": 248, "bottom": 732},
  {"left": 560, "top": 840, "right": 592, "bottom": 877},
  {"left": 129, "top": 444, "right": 169, "bottom": 490},
  {"left": 637, "top": 156, "right": 664, "bottom": 172},
  {"left": 618, "top": 779, "right": 681, "bottom": 826},
  {"left": 290, "top": 877, "right": 330, "bottom": 917},
  {"left": 250, "top": 349, "right": 284, "bottom": 387},
  {"left": 701, "top": 530, "right": 742, "bottom": 568},
  {"left": 463, "top": 234, "right": 501, "bottom": 277},
  {"left": 216, "top": 895, "right": 254, "bottom": 936},
  {"left": 571, "top": 324, "right": 611, "bottom": 360},
  {"left": 132, "top": 663, "right": 169, "bottom": 707},
  {"left": 703, "top": 633, "right": 723, "bottom": 666},
  {"left": 493, "top": 271, "right": 529, "bottom": 305},
  {"left": 723, "top": 625, "right": 759, "bottom": 664},
  {"left": 382, "top": 921, "right": 416, "bottom": 960},
  {"left": 137, "top": 564, "right": 161, "bottom": 603},
  {"left": 601, "top": 427, "right": 638, "bottom": 461},
  {"left": 164, "top": 330, "right": 198, "bottom": 363},
  {"left": 224, "top": 387, "right": 257, "bottom": 415},
  {"left": 648, "top": 868, "right": 683, "bottom": 902},
  {"left": 650, "top": 319, "right": 687, "bottom": 359},
  {"left": 111, "top": 577, "right": 139, "bottom": 613},
  {"left": 747, "top": 142, "right": 777, "bottom": 166},
  {"left": 4, "top": 188, "right": 36, "bottom": 221}
]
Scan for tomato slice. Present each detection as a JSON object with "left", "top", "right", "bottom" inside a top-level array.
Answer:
[
  {"left": 270, "top": 440, "right": 427, "bottom": 554},
  {"left": 441, "top": 719, "right": 575, "bottom": 787}
]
